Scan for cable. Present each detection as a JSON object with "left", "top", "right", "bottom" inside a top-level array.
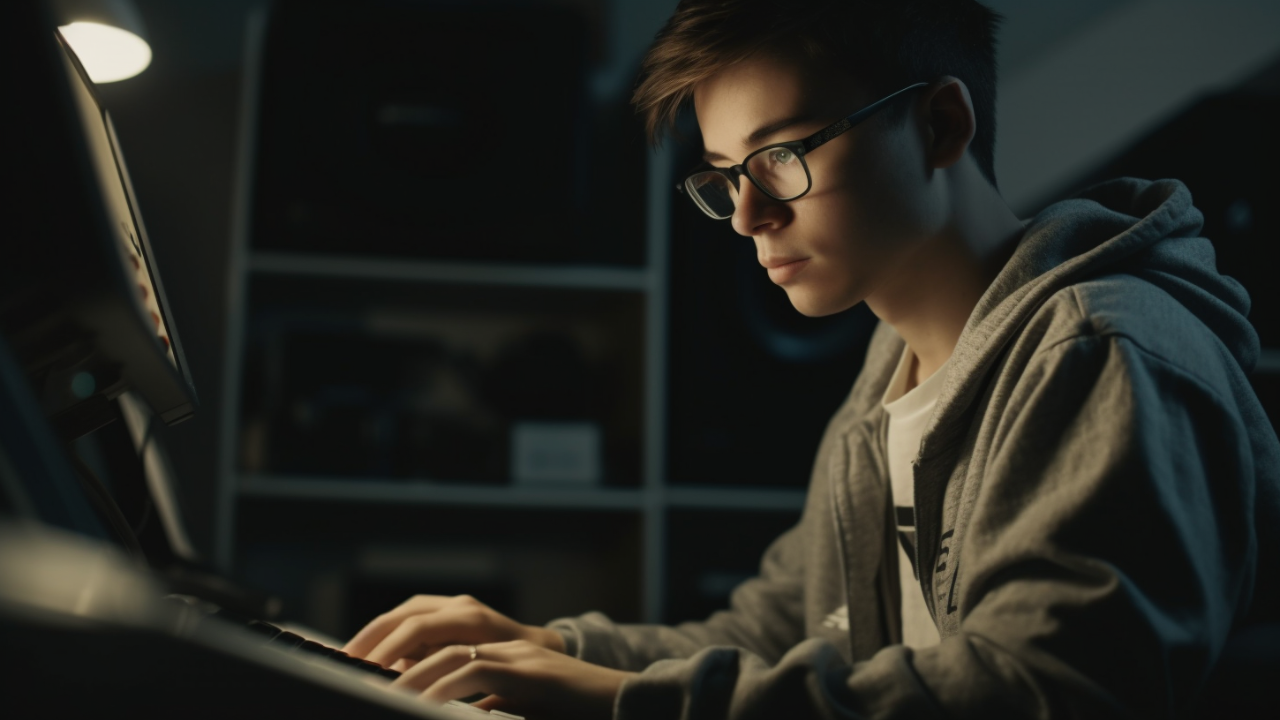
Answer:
[
  {"left": 127, "top": 408, "right": 159, "bottom": 541},
  {"left": 132, "top": 493, "right": 153, "bottom": 536},
  {"left": 65, "top": 445, "right": 146, "bottom": 561},
  {"left": 136, "top": 409, "right": 157, "bottom": 456}
]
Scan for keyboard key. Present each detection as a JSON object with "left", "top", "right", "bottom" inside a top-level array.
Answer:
[
  {"left": 271, "top": 630, "right": 307, "bottom": 649},
  {"left": 443, "top": 701, "right": 492, "bottom": 716},
  {"left": 244, "top": 620, "right": 282, "bottom": 641},
  {"left": 297, "top": 640, "right": 337, "bottom": 658}
]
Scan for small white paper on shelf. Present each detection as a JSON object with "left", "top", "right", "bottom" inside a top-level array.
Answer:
[{"left": 511, "top": 421, "right": 601, "bottom": 486}]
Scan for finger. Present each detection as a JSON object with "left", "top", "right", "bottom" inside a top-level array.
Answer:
[
  {"left": 421, "top": 662, "right": 520, "bottom": 707},
  {"left": 365, "top": 616, "right": 436, "bottom": 668},
  {"left": 343, "top": 595, "right": 453, "bottom": 657},
  {"left": 392, "top": 644, "right": 446, "bottom": 672},
  {"left": 417, "top": 643, "right": 449, "bottom": 662},
  {"left": 394, "top": 644, "right": 476, "bottom": 693},
  {"left": 364, "top": 611, "right": 468, "bottom": 668},
  {"left": 417, "top": 641, "right": 538, "bottom": 702},
  {"left": 471, "top": 695, "right": 511, "bottom": 712},
  {"left": 390, "top": 658, "right": 420, "bottom": 672},
  {"left": 365, "top": 607, "right": 490, "bottom": 667}
]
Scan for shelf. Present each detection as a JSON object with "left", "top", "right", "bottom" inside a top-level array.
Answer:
[
  {"left": 238, "top": 475, "right": 807, "bottom": 512},
  {"left": 248, "top": 251, "right": 652, "bottom": 292},
  {"left": 1257, "top": 348, "right": 1280, "bottom": 375},
  {"left": 240, "top": 475, "right": 647, "bottom": 509}
]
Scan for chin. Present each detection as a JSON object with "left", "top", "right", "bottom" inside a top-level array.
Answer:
[{"left": 782, "top": 287, "right": 859, "bottom": 318}]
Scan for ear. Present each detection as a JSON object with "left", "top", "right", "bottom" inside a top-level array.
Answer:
[{"left": 919, "top": 77, "right": 976, "bottom": 171}]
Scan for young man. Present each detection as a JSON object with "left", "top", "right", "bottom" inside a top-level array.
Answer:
[{"left": 343, "top": 1, "right": 1280, "bottom": 717}]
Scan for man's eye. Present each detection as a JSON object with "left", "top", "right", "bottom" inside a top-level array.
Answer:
[{"left": 770, "top": 149, "right": 795, "bottom": 164}]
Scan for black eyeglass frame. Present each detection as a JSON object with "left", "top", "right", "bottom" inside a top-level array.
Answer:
[{"left": 676, "top": 81, "right": 930, "bottom": 219}]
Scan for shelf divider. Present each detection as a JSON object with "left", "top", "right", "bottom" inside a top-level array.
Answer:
[
  {"left": 239, "top": 475, "right": 647, "bottom": 510},
  {"left": 248, "top": 251, "right": 651, "bottom": 291},
  {"left": 1257, "top": 348, "right": 1280, "bottom": 375}
]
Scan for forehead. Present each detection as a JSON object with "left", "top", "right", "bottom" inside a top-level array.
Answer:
[{"left": 693, "top": 52, "right": 865, "bottom": 160}]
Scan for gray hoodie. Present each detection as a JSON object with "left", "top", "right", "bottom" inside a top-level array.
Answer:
[{"left": 550, "top": 177, "right": 1280, "bottom": 718}]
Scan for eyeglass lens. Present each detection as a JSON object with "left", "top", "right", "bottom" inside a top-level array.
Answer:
[
  {"left": 685, "top": 173, "right": 738, "bottom": 218},
  {"left": 685, "top": 146, "right": 809, "bottom": 219},
  {"left": 748, "top": 146, "right": 807, "bottom": 198}
]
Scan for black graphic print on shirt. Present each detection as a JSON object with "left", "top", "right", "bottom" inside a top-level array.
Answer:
[
  {"left": 935, "top": 528, "right": 959, "bottom": 615},
  {"left": 896, "top": 505, "right": 919, "bottom": 578}
]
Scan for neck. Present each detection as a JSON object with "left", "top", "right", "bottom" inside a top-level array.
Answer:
[{"left": 866, "top": 160, "right": 1025, "bottom": 388}]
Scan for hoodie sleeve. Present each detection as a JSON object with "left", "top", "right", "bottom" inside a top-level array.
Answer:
[
  {"left": 547, "top": 514, "right": 809, "bottom": 672},
  {"left": 610, "top": 330, "right": 1264, "bottom": 719}
]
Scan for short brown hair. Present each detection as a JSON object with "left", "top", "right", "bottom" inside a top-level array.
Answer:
[{"left": 632, "top": 0, "right": 1004, "bottom": 188}]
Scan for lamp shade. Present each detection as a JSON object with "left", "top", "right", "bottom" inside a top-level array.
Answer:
[{"left": 51, "top": 0, "right": 151, "bottom": 82}]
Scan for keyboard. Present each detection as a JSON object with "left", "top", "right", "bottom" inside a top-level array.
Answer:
[
  {"left": 220, "top": 612, "right": 527, "bottom": 718},
  {"left": 234, "top": 616, "right": 403, "bottom": 680},
  {"left": 441, "top": 700, "right": 524, "bottom": 719}
]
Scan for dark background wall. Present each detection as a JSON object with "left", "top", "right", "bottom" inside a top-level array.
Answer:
[{"left": 83, "top": 0, "right": 1280, "bottom": 565}]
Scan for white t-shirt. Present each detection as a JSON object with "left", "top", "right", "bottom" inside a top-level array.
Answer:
[{"left": 881, "top": 346, "right": 948, "bottom": 649}]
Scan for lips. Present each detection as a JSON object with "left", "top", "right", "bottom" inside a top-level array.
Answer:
[
  {"left": 759, "top": 256, "right": 807, "bottom": 270},
  {"left": 761, "top": 256, "right": 810, "bottom": 284}
]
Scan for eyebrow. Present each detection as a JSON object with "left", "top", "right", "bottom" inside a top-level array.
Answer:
[{"left": 702, "top": 113, "right": 816, "bottom": 164}]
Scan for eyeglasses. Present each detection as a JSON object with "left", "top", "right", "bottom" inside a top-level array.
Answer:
[{"left": 676, "top": 82, "right": 928, "bottom": 220}]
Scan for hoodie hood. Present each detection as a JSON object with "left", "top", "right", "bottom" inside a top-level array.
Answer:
[{"left": 929, "top": 177, "right": 1257, "bottom": 450}]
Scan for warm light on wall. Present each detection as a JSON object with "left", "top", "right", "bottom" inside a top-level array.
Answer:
[
  {"left": 58, "top": 21, "right": 151, "bottom": 83},
  {"left": 53, "top": 0, "right": 151, "bottom": 83}
]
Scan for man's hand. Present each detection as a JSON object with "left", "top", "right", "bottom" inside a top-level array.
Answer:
[
  {"left": 343, "top": 595, "right": 565, "bottom": 670},
  {"left": 395, "top": 640, "right": 634, "bottom": 720}
]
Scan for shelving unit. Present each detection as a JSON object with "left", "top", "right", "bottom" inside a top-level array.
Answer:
[{"left": 214, "top": 4, "right": 808, "bottom": 631}]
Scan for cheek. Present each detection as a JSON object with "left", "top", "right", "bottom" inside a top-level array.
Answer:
[
  {"left": 794, "top": 186, "right": 902, "bottom": 264},
  {"left": 804, "top": 144, "right": 922, "bottom": 243},
  {"left": 851, "top": 141, "right": 929, "bottom": 225}
]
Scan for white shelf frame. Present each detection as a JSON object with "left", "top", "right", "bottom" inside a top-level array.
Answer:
[
  {"left": 239, "top": 476, "right": 648, "bottom": 510},
  {"left": 236, "top": 475, "right": 807, "bottom": 513},
  {"left": 214, "top": 6, "right": 267, "bottom": 572},
  {"left": 639, "top": 144, "right": 672, "bottom": 621},
  {"left": 248, "top": 251, "right": 652, "bottom": 292},
  {"left": 1257, "top": 348, "right": 1280, "bottom": 375}
]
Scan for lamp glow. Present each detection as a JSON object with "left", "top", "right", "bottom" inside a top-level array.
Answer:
[{"left": 58, "top": 21, "right": 151, "bottom": 83}]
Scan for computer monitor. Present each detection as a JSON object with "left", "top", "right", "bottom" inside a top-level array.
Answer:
[
  {"left": 1, "top": 15, "right": 201, "bottom": 552},
  {"left": 2, "top": 25, "right": 197, "bottom": 434}
]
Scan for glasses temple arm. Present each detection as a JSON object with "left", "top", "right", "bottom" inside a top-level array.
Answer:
[{"left": 803, "top": 81, "right": 930, "bottom": 153}]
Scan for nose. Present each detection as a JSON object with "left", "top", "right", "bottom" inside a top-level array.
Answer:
[{"left": 730, "top": 179, "right": 791, "bottom": 237}]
